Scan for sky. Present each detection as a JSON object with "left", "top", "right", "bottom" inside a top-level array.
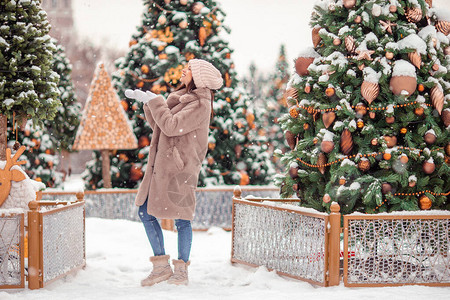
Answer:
[{"left": 71, "top": 0, "right": 450, "bottom": 77}]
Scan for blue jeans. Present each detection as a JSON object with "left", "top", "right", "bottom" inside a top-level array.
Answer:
[{"left": 138, "top": 200, "right": 192, "bottom": 262}]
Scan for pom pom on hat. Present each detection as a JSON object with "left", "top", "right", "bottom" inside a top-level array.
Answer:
[{"left": 189, "top": 59, "right": 223, "bottom": 90}]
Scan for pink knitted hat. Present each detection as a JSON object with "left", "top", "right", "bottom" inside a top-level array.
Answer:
[{"left": 189, "top": 59, "right": 223, "bottom": 90}]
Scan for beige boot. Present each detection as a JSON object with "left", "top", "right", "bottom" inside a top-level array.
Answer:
[
  {"left": 168, "top": 259, "right": 190, "bottom": 285},
  {"left": 141, "top": 255, "right": 173, "bottom": 286}
]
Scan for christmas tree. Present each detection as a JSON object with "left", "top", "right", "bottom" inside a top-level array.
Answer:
[
  {"left": 6, "top": 39, "right": 79, "bottom": 187},
  {"left": 264, "top": 44, "right": 290, "bottom": 172},
  {"left": 0, "top": 0, "right": 60, "bottom": 162},
  {"left": 277, "top": 0, "right": 449, "bottom": 214},
  {"left": 83, "top": 0, "right": 274, "bottom": 189}
]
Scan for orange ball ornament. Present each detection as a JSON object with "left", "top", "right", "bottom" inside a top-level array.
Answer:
[
  {"left": 419, "top": 195, "right": 432, "bottom": 210},
  {"left": 141, "top": 65, "right": 149, "bottom": 74},
  {"left": 121, "top": 100, "right": 129, "bottom": 111},
  {"left": 130, "top": 166, "right": 144, "bottom": 181},
  {"left": 414, "top": 107, "right": 424, "bottom": 116},
  {"left": 323, "top": 194, "right": 331, "bottom": 203},
  {"left": 289, "top": 106, "right": 299, "bottom": 118},
  {"left": 138, "top": 136, "right": 150, "bottom": 148},
  {"left": 400, "top": 127, "right": 407, "bottom": 134},
  {"left": 399, "top": 155, "right": 409, "bottom": 164},
  {"left": 136, "top": 81, "right": 144, "bottom": 88},
  {"left": 239, "top": 171, "right": 250, "bottom": 186},
  {"left": 417, "top": 84, "right": 425, "bottom": 92},
  {"left": 303, "top": 123, "right": 310, "bottom": 130},
  {"left": 325, "top": 87, "right": 335, "bottom": 97},
  {"left": 386, "top": 116, "right": 395, "bottom": 124},
  {"left": 357, "top": 120, "right": 364, "bottom": 128},
  {"left": 339, "top": 178, "right": 346, "bottom": 185},
  {"left": 383, "top": 153, "right": 392, "bottom": 160}
]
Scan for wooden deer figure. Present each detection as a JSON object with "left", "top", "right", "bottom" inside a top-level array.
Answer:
[{"left": 0, "top": 146, "right": 27, "bottom": 207}]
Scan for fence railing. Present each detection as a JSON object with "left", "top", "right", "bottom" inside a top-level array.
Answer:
[
  {"left": 343, "top": 214, "right": 450, "bottom": 287},
  {"left": 42, "top": 186, "right": 279, "bottom": 230},
  {"left": 27, "top": 194, "right": 86, "bottom": 289},
  {"left": 231, "top": 188, "right": 450, "bottom": 287},
  {"left": 231, "top": 188, "right": 341, "bottom": 286},
  {"left": 0, "top": 212, "right": 24, "bottom": 289}
]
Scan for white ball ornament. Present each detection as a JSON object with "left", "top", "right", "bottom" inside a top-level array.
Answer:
[
  {"left": 158, "top": 15, "right": 167, "bottom": 25},
  {"left": 372, "top": 4, "right": 382, "bottom": 17}
]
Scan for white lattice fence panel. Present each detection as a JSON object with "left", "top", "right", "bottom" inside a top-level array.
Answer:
[
  {"left": 345, "top": 217, "right": 450, "bottom": 285},
  {"left": 0, "top": 214, "right": 24, "bottom": 288},
  {"left": 232, "top": 201, "right": 327, "bottom": 284},
  {"left": 41, "top": 204, "right": 85, "bottom": 283}
]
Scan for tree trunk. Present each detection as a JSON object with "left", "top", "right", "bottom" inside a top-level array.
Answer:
[
  {"left": 101, "top": 149, "right": 112, "bottom": 188},
  {"left": 0, "top": 114, "right": 7, "bottom": 161}
]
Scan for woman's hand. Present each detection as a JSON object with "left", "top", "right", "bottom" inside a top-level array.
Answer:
[{"left": 124, "top": 89, "right": 157, "bottom": 104}]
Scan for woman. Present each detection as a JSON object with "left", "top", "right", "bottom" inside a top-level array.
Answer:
[{"left": 125, "top": 59, "right": 222, "bottom": 286}]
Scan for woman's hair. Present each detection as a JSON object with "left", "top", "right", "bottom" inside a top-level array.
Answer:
[{"left": 176, "top": 80, "right": 215, "bottom": 120}]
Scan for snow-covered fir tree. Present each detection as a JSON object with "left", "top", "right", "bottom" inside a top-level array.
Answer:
[
  {"left": 83, "top": 0, "right": 274, "bottom": 189},
  {"left": 277, "top": 0, "right": 450, "bottom": 214},
  {"left": 0, "top": 0, "right": 61, "bottom": 167},
  {"left": 6, "top": 39, "right": 79, "bottom": 187}
]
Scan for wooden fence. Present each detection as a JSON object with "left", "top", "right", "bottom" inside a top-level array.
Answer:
[{"left": 0, "top": 193, "right": 86, "bottom": 290}]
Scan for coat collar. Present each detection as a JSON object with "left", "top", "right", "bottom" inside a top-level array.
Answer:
[{"left": 179, "top": 87, "right": 211, "bottom": 103}]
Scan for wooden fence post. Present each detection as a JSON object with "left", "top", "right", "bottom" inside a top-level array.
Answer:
[
  {"left": 27, "top": 200, "right": 41, "bottom": 289},
  {"left": 328, "top": 202, "right": 341, "bottom": 286}
]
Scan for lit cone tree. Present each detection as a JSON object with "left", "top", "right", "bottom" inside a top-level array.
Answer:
[
  {"left": 264, "top": 44, "right": 290, "bottom": 172},
  {"left": 83, "top": 0, "right": 273, "bottom": 188},
  {"left": 7, "top": 40, "right": 81, "bottom": 187},
  {"left": 0, "top": 1, "right": 60, "bottom": 164},
  {"left": 277, "top": 0, "right": 449, "bottom": 214}
]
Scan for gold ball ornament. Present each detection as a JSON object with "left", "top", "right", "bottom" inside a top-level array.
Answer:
[
  {"left": 385, "top": 51, "right": 394, "bottom": 59},
  {"left": 289, "top": 106, "right": 299, "bottom": 118},
  {"left": 414, "top": 107, "right": 424, "bottom": 116},
  {"left": 400, "top": 127, "right": 407, "bottom": 134},
  {"left": 419, "top": 195, "right": 432, "bottom": 210},
  {"left": 343, "top": 0, "right": 356, "bottom": 9},
  {"left": 424, "top": 132, "right": 437, "bottom": 144},
  {"left": 333, "top": 38, "right": 341, "bottom": 46},
  {"left": 442, "top": 109, "right": 450, "bottom": 127},
  {"left": 289, "top": 166, "right": 299, "bottom": 178},
  {"left": 383, "top": 135, "right": 397, "bottom": 148},
  {"left": 445, "top": 143, "right": 450, "bottom": 156},
  {"left": 357, "top": 120, "right": 364, "bottom": 128},
  {"left": 325, "top": 87, "right": 335, "bottom": 97},
  {"left": 358, "top": 159, "right": 371, "bottom": 172},
  {"left": 303, "top": 123, "right": 310, "bottom": 130},
  {"left": 141, "top": 64, "right": 149, "bottom": 74},
  {"left": 400, "top": 155, "right": 409, "bottom": 164},
  {"left": 381, "top": 183, "right": 392, "bottom": 194},
  {"left": 423, "top": 161, "right": 435, "bottom": 174},
  {"left": 295, "top": 57, "right": 315, "bottom": 76},
  {"left": 386, "top": 116, "right": 395, "bottom": 124},
  {"left": 390, "top": 75, "right": 417, "bottom": 96},
  {"left": 323, "top": 194, "right": 331, "bottom": 203},
  {"left": 321, "top": 140, "right": 335, "bottom": 153}
]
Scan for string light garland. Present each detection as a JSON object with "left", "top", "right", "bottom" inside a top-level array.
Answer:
[
  {"left": 373, "top": 190, "right": 450, "bottom": 212},
  {"left": 293, "top": 100, "right": 431, "bottom": 114},
  {"left": 296, "top": 147, "right": 444, "bottom": 169}
]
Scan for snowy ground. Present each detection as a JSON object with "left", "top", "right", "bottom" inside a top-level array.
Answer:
[{"left": 1, "top": 217, "right": 449, "bottom": 300}]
